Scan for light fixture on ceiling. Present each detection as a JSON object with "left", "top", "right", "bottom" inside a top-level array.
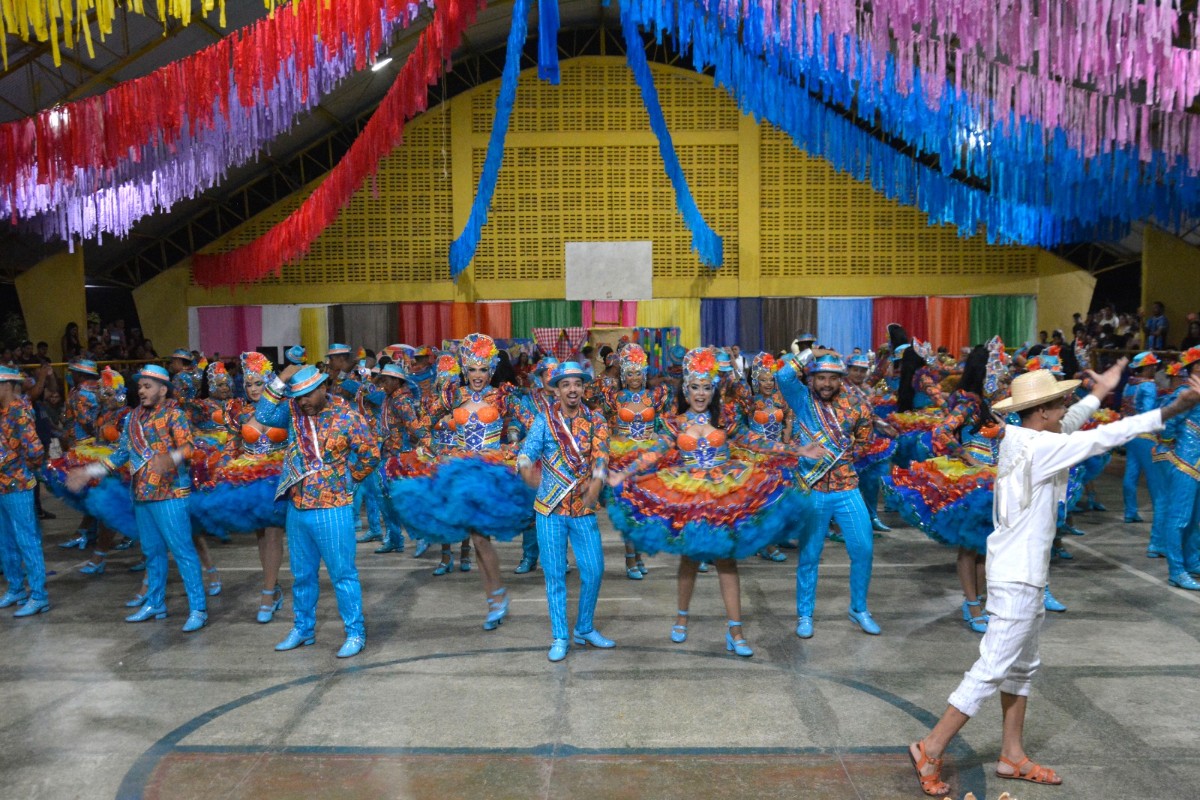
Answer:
[{"left": 371, "top": 57, "right": 394, "bottom": 72}]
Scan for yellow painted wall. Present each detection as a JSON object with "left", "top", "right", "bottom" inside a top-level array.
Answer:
[
  {"left": 1142, "top": 225, "right": 1200, "bottom": 347},
  {"left": 133, "top": 267, "right": 190, "bottom": 356},
  {"left": 1035, "top": 251, "right": 1096, "bottom": 336},
  {"left": 184, "top": 57, "right": 1048, "bottom": 309},
  {"left": 15, "top": 249, "right": 86, "bottom": 361}
]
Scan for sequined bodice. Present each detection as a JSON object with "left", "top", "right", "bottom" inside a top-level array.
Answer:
[
  {"left": 677, "top": 429, "right": 728, "bottom": 469},
  {"left": 615, "top": 391, "right": 657, "bottom": 441},
  {"left": 748, "top": 393, "right": 786, "bottom": 441},
  {"left": 451, "top": 404, "right": 503, "bottom": 451},
  {"left": 231, "top": 401, "right": 286, "bottom": 456}
]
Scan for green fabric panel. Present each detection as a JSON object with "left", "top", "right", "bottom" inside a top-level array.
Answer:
[{"left": 969, "top": 295, "right": 1037, "bottom": 348}]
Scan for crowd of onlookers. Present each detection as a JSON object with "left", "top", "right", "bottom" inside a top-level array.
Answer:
[{"left": 1044, "top": 301, "right": 1200, "bottom": 357}]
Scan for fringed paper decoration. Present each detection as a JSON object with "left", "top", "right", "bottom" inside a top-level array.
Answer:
[
  {"left": 622, "top": 10, "right": 722, "bottom": 268},
  {"left": 191, "top": 0, "right": 481, "bottom": 287},
  {"left": 447, "top": 0, "right": 530, "bottom": 278}
]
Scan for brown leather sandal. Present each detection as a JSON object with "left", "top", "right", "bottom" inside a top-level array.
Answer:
[
  {"left": 996, "top": 755, "right": 1062, "bottom": 785},
  {"left": 909, "top": 741, "right": 951, "bottom": 796}
]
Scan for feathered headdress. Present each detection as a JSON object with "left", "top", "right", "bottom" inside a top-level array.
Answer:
[
  {"left": 206, "top": 360, "right": 230, "bottom": 388},
  {"left": 458, "top": 333, "right": 499, "bottom": 373},
  {"left": 98, "top": 367, "right": 126, "bottom": 402},
  {"left": 618, "top": 344, "right": 649, "bottom": 379},
  {"left": 682, "top": 347, "right": 720, "bottom": 389},
  {"left": 436, "top": 353, "right": 462, "bottom": 384},
  {"left": 240, "top": 351, "right": 274, "bottom": 381}
]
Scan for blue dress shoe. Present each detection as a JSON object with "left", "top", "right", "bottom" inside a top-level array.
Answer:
[
  {"left": 128, "top": 558, "right": 147, "bottom": 573},
  {"left": 482, "top": 588, "right": 509, "bottom": 631},
  {"left": 275, "top": 629, "right": 316, "bottom": 651},
  {"left": 573, "top": 629, "right": 615, "bottom": 648},
  {"left": 257, "top": 586, "right": 283, "bottom": 624},
  {"left": 1043, "top": 586, "right": 1067, "bottom": 612},
  {"left": 1060, "top": 524, "right": 1086, "bottom": 536},
  {"left": 124, "top": 592, "right": 148, "bottom": 608},
  {"left": 725, "top": 621, "right": 753, "bottom": 657},
  {"left": 670, "top": 610, "right": 688, "bottom": 643},
  {"left": 1051, "top": 545, "right": 1073, "bottom": 560},
  {"left": 79, "top": 557, "right": 107, "bottom": 575},
  {"left": 13, "top": 598, "right": 50, "bottom": 617},
  {"left": 1089, "top": 499, "right": 1108, "bottom": 511},
  {"left": 355, "top": 531, "right": 383, "bottom": 544},
  {"left": 848, "top": 608, "right": 882, "bottom": 635},
  {"left": 1168, "top": 574, "right": 1200, "bottom": 591},
  {"left": 795, "top": 616, "right": 814, "bottom": 639},
  {"left": 374, "top": 543, "right": 402, "bottom": 554},
  {"left": 336, "top": 636, "right": 366, "bottom": 658},
  {"left": 413, "top": 539, "right": 430, "bottom": 558},
  {"left": 514, "top": 558, "right": 536, "bottom": 574},
  {"left": 181, "top": 611, "right": 208, "bottom": 633},
  {"left": 547, "top": 638, "right": 570, "bottom": 662},
  {"left": 871, "top": 517, "right": 892, "bottom": 533},
  {"left": 125, "top": 604, "right": 167, "bottom": 623},
  {"left": 1124, "top": 514, "right": 1145, "bottom": 523},
  {"left": 1146, "top": 548, "right": 1165, "bottom": 558},
  {"left": 113, "top": 537, "right": 134, "bottom": 551},
  {"left": 0, "top": 589, "right": 29, "bottom": 609}
]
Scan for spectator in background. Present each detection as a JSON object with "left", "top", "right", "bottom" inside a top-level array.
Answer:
[
  {"left": 1097, "top": 303, "right": 1120, "bottom": 330},
  {"left": 1181, "top": 319, "right": 1200, "bottom": 350},
  {"left": 1038, "top": 331, "right": 1049, "bottom": 345},
  {"left": 34, "top": 342, "right": 50, "bottom": 365},
  {"left": 1142, "top": 302, "right": 1168, "bottom": 350},
  {"left": 61, "top": 322, "right": 83, "bottom": 360},
  {"left": 16, "top": 341, "right": 34, "bottom": 365}
]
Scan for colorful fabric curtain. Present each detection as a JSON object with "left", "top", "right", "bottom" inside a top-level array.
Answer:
[
  {"left": 582, "top": 300, "right": 638, "bottom": 328},
  {"left": 927, "top": 297, "right": 973, "bottom": 354},
  {"left": 761, "top": 297, "right": 817, "bottom": 354},
  {"left": 700, "top": 298, "right": 740, "bottom": 347},
  {"left": 328, "top": 304, "right": 399, "bottom": 352},
  {"left": 299, "top": 307, "right": 328, "bottom": 361},
  {"left": 636, "top": 299, "right": 701, "bottom": 347},
  {"left": 197, "top": 306, "right": 262, "bottom": 360},
  {"left": 397, "top": 302, "right": 453, "bottom": 347},
  {"left": 872, "top": 297, "right": 929, "bottom": 347},
  {"left": 511, "top": 300, "right": 582, "bottom": 337},
  {"left": 815, "top": 298, "right": 873, "bottom": 356},
  {"left": 473, "top": 302, "right": 513, "bottom": 340},
  {"left": 970, "top": 295, "right": 1037, "bottom": 349},
  {"left": 737, "top": 298, "right": 764, "bottom": 353}
]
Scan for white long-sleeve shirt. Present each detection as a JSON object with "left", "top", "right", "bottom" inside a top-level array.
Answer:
[{"left": 988, "top": 396, "right": 1164, "bottom": 586}]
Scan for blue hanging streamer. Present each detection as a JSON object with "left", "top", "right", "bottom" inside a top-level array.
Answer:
[
  {"left": 449, "top": 0, "right": 532, "bottom": 277},
  {"left": 537, "top": 0, "right": 561, "bottom": 84},
  {"left": 622, "top": 10, "right": 723, "bottom": 268}
]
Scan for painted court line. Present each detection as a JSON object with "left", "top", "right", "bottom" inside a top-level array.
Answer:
[{"left": 1071, "top": 541, "right": 1200, "bottom": 606}]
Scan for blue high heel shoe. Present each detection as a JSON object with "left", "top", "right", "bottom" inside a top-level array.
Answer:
[
  {"left": 413, "top": 539, "right": 430, "bottom": 558},
  {"left": 257, "top": 586, "right": 283, "bottom": 624},
  {"left": 337, "top": 636, "right": 366, "bottom": 658},
  {"left": 625, "top": 556, "right": 644, "bottom": 580},
  {"left": 125, "top": 604, "right": 167, "bottom": 623},
  {"left": 1043, "top": 586, "right": 1067, "bottom": 612},
  {"left": 848, "top": 608, "right": 882, "bottom": 635},
  {"left": 58, "top": 533, "right": 89, "bottom": 549},
  {"left": 961, "top": 600, "right": 988, "bottom": 633},
  {"left": 128, "top": 558, "right": 147, "bottom": 573},
  {"left": 432, "top": 555, "right": 454, "bottom": 576},
  {"left": 547, "top": 638, "right": 569, "bottom": 662},
  {"left": 181, "top": 610, "right": 208, "bottom": 632},
  {"left": 670, "top": 610, "right": 688, "bottom": 643},
  {"left": 636, "top": 559, "right": 648, "bottom": 576},
  {"left": 725, "top": 621, "right": 753, "bottom": 657},
  {"left": 0, "top": 589, "right": 29, "bottom": 609},
  {"left": 459, "top": 551, "right": 472, "bottom": 572},
  {"left": 275, "top": 629, "right": 316, "bottom": 651},
  {"left": 13, "top": 598, "right": 50, "bottom": 617},
  {"left": 482, "top": 588, "right": 508, "bottom": 631},
  {"left": 113, "top": 537, "right": 134, "bottom": 551},
  {"left": 124, "top": 591, "right": 148, "bottom": 608},
  {"left": 80, "top": 552, "right": 107, "bottom": 575},
  {"left": 204, "top": 567, "right": 222, "bottom": 597},
  {"left": 795, "top": 616, "right": 813, "bottom": 639},
  {"left": 573, "top": 629, "right": 615, "bottom": 649}
]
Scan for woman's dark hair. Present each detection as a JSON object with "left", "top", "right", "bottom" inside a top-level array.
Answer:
[
  {"left": 490, "top": 350, "right": 517, "bottom": 387},
  {"left": 897, "top": 348, "right": 923, "bottom": 412},
  {"left": 675, "top": 378, "right": 723, "bottom": 427},
  {"left": 956, "top": 345, "right": 992, "bottom": 433},
  {"left": 1060, "top": 345, "right": 1080, "bottom": 377}
]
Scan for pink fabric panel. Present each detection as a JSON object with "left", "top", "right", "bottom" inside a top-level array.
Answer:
[
  {"left": 582, "top": 301, "right": 638, "bottom": 328},
  {"left": 198, "top": 306, "right": 262, "bottom": 358}
]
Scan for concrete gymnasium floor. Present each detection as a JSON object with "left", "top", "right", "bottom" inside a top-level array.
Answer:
[{"left": 2, "top": 465, "right": 1197, "bottom": 800}]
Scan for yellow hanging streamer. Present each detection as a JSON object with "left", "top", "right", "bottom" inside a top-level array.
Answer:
[{"left": 0, "top": 0, "right": 245, "bottom": 71}]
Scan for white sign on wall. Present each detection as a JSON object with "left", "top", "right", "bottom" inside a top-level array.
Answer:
[{"left": 565, "top": 241, "right": 653, "bottom": 301}]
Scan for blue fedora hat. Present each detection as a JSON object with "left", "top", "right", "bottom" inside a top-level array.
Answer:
[
  {"left": 288, "top": 365, "right": 329, "bottom": 397},
  {"left": 136, "top": 364, "right": 172, "bottom": 384},
  {"left": 548, "top": 361, "right": 590, "bottom": 387}
]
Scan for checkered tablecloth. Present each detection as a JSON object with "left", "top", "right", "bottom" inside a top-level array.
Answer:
[{"left": 533, "top": 327, "right": 588, "bottom": 361}]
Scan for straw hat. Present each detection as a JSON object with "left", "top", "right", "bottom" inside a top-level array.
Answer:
[{"left": 992, "top": 369, "right": 1080, "bottom": 413}]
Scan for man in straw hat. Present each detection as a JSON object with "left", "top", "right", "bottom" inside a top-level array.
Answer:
[{"left": 908, "top": 359, "right": 1200, "bottom": 797}]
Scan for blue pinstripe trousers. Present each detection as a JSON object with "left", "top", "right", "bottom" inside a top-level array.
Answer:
[
  {"left": 134, "top": 498, "right": 206, "bottom": 612},
  {"left": 536, "top": 511, "right": 604, "bottom": 639},
  {"left": 796, "top": 488, "right": 873, "bottom": 617},
  {"left": 0, "top": 490, "right": 47, "bottom": 603},
  {"left": 287, "top": 504, "right": 364, "bottom": 638}
]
